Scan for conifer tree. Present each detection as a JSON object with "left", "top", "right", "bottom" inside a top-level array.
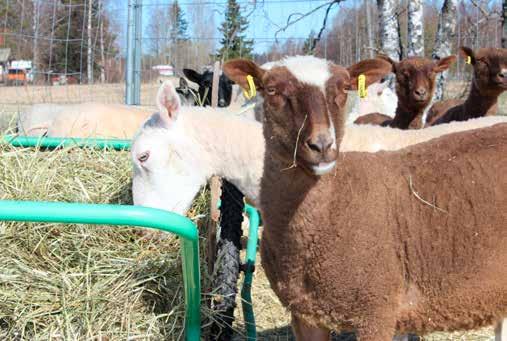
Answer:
[
  {"left": 169, "top": 0, "right": 188, "bottom": 42},
  {"left": 216, "top": 0, "right": 253, "bottom": 61}
]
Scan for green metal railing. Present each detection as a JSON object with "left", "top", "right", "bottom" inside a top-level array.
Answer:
[
  {"left": 242, "top": 204, "right": 260, "bottom": 340},
  {"left": 2, "top": 135, "right": 132, "bottom": 150},
  {"left": 0, "top": 200, "right": 201, "bottom": 340},
  {"left": 1, "top": 135, "right": 262, "bottom": 339}
]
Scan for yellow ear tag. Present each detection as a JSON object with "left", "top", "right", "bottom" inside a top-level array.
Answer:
[
  {"left": 358, "top": 74, "right": 367, "bottom": 99},
  {"left": 466, "top": 56, "right": 472, "bottom": 65},
  {"left": 242, "top": 75, "right": 257, "bottom": 99}
]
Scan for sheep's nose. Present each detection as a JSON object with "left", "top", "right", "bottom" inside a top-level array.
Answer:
[
  {"left": 498, "top": 70, "right": 507, "bottom": 79},
  {"left": 218, "top": 99, "right": 226, "bottom": 107},
  {"left": 414, "top": 88, "right": 427, "bottom": 98},
  {"left": 306, "top": 134, "right": 334, "bottom": 154}
]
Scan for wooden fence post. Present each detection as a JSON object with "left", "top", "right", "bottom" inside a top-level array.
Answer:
[{"left": 207, "top": 61, "right": 222, "bottom": 273}]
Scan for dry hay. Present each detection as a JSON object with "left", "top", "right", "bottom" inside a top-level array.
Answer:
[{"left": 0, "top": 134, "right": 214, "bottom": 340}]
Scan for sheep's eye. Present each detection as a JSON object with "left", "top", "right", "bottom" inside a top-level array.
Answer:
[
  {"left": 138, "top": 151, "right": 150, "bottom": 163},
  {"left": 267, "top": 87, "right": 276, "bottom": 95}
]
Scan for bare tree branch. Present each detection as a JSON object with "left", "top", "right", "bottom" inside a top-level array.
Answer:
[
  {"left": 274, "top": 0, "right": 344, "bottom": 42},
  {"left": 309, "top": 1, "right": 341, "bottom": 52},
  {"left": 469, "top": 0, "right": 500, "bottom": 18}
]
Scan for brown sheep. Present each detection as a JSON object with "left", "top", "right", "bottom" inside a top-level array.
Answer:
[
  {"left": 426, "top": 47, "right": 507, "bottom": 126},
  {"left": 224, "top": 56, "right": 507, "bottom": 341},
  {"left": 354, "top": 55, "right": 456, "bottom": 129},
  {"left": 353, "top": 112, "right": 392, "bottom": 125}
]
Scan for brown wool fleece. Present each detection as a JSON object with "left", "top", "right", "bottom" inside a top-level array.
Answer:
[
  {"left": 259, "top": 123, "right": 507, "bottom": 339},
  {"left": 425, "top": 99, "right": 463, "bottom": 126}
]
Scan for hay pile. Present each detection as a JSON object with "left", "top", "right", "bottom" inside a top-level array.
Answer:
[{"left": 0, "top": 138, "right": 211, "bottom": 340}]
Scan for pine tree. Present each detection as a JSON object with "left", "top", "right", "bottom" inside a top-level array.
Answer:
[
  {"left": 169, "top": 0, "right": 188, "bottom": 42},
  {"left": 216, "top": 0, "right": 253, "bottom": 61}
]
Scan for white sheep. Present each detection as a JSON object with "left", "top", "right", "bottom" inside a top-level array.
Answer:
[{"left": 346, "top": 79, "right": 397, "bottom": 125}]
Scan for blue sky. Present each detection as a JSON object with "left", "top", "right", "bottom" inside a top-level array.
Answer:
[{"left": 109, "top": 0, "right": 345, "bottom": 54}]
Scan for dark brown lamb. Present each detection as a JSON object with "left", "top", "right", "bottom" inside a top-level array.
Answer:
[
  {"left": 426, "top": 47, "right": 507, "bottom": 126},
  {"left": 224, "top": 56, "right": 507, "bottom": 341},
  {"left": 354, "top": 55, "right": 456, "bottom": 129}
]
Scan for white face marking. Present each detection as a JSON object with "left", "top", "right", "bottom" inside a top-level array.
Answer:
[
  {"left": 131, "top": 114, "right": 207, "bottom": 215},
  {"left": 310, "top": 161, "right": 336, "bottom": 175},
  {"left": 328, "top": 116, "right": 337, "bottom": 150},
  {"left": 281, "top": 55, "right": 331, "bottom": 91},
  {"left": 274, "top": 56, "right": 337, "bottom": 149}
]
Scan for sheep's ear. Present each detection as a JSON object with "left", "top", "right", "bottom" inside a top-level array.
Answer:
[
  {"left": 156, "top": 81, "right": 181, "bottom": 124},
  {"left": 178, "top": 77, "right": 189, "bottom": 95},
  {"left": 183, "top": 69, "right": 203, "bottom": 84},
  {"left": 223, "top": 59, "right": 265, "bottom": 92},
  {"left": 460, "top": 47, "right": 476, "bottom": 65},
  {"left": 433, "top": 55, "right": 456, "bottom": 73},
  {"left": 346, "top": 58, "right": 393, "bottom": 90},
  {"left": 376, "top": 54, "right": 398, "bottom": 72}
]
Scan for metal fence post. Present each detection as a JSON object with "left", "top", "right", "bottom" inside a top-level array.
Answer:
[
  {"left": 126, "top": 0, "right": 142, "bottom": 105},
  {"left": 134, "top": 0, "right": 142, "bottom": 104}
]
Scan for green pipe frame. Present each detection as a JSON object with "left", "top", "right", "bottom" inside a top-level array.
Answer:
[
  {"left": 0, "top": 200, "right": 201, "bottom": 341},
  {"left": 3, "top": 134, "right": 132, "bottom": 150},
  {"left": 242, "top": 204, "right": 260, "bottom": 340}
]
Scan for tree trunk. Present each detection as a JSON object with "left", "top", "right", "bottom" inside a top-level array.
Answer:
[
  {"left": 32, "top": 0, "right": 39, "bottom": 82},
  {"left": 377, "top": 0, "right": 400, "bottom": 90},
  {"left": 502, "top": 0, "right": 507, "bottom": 48},
  {"left": 99, "top": 0, "right": 106, "bottom": 83},
  {"left": 432, "top": 0, "right": 458, "bottom": 101},
  {"left": 365, "top": 0, "right": 374, "bottom": 58},
  {"left": 377, "top": 0, "right": 400, "bottom": 60},
  {"left": 407, "top": 0, "right": 424, "bottom": 57},
  {"left": 355, "top": 4, "right": 360, "bottom": 62},
  {"left": 87, "top": 0, "right": 93, "bottom": 84}
]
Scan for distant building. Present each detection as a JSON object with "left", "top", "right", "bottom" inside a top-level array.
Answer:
[{"left": 152, "top": 64, "right": 174, "bottom": 76}]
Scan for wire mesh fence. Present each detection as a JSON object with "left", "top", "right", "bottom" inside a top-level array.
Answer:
[{"left": 0, "top": 0, "right": 504, "bottom": 109}]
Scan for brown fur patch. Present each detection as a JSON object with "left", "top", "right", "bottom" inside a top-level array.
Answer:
[
  {"left": 425, "top": 99, "right": 463, "bottom": 126},
  {"left": 260, "top": 123, "right": 507, "bottom": 339},
  {"left": 354, "top": 112, "right": 393, "bottom": 126}
]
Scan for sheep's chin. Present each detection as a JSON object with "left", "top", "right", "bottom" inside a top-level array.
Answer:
[{"left": 309, "top": 161, "right": 336, "bottom": 175}]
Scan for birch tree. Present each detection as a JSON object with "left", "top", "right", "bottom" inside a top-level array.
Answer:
[
  {"left": 377, "top": 0, "right": 400, "bottom": 60},
  {"left": 32, "top": 0, "right": 40, "bottom": 80},
  {"left": 377, "top": 0, "right": 400, "bottom": 89},
  {"left": 407, "top": 0, "right": 424, "bottom": 57},
  {"left": 432, "top": 0, "right": 458, "bottom": 100},
  {"left": 365, "top": 0, "right": 374, "bottom": 58},
  {"left": 99, "top": 0, "right": 105, "bottom": 83},
  {"left": 502, "top": 0, "right": 507, "bottom": 48}
]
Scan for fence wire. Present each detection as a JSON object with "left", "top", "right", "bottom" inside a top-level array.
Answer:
[{"left": 0, "top": 0, "right": 503, "bottom": 110}]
